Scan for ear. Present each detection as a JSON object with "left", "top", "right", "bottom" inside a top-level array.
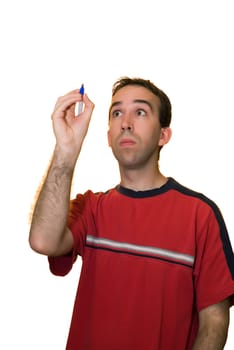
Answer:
[{"left": 158, "top": 127, "right": 172, "bottom": 147}]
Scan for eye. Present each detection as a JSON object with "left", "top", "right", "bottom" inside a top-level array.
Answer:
[
  {"left": 112, "top": 110, "right": 122, "bottom": 118},
  {"left": 136, "top": 109, "right": 146, "bottom": 117}
]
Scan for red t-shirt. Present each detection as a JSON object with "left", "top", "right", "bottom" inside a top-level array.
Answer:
[{"left": 49, "top": 178, "right": 234, "bottom": 350}]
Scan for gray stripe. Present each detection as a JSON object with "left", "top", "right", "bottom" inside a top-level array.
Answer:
[{"left": 86, "top": 235, "right": 194, "bottom": 265}]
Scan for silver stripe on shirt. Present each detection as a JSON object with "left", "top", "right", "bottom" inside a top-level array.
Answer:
[{"left": 86, "top": 235, "right": 194, "bottom": 265}]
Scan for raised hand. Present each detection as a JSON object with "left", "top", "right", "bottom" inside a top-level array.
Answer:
[{"left": 51, "top": 89, "right": 95, "bottom": 160}]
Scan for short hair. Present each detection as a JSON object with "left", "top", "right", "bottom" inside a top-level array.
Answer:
[{"left": 112, "top": 77, "right": 172, "bottom": 128}]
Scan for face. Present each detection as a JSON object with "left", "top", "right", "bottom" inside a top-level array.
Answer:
[{"left": 108, "top": 85, "right": 170, "bottom": 170}]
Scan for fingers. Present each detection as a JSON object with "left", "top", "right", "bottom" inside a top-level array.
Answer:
[
  {"left": 52, "top": 89, "right": 95, "bottom": 121},
  {"left": 52, "top": 89, "right": 81, "bottom": 120},
  {"left": 82, "top": 93, "right": 95, "bottom": 114}
]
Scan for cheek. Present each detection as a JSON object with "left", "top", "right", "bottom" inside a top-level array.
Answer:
[
  {"left": 144, "top": 128, "right": 162, "bottom": 148},
  {"left": 139, "top": 123, "right": 159, "bottom": 139},
  {"left": 107, "top": 123, "right": 119, "bottom": 147},
  {"left": 107, "top": 130, "right": 112, "bottom": 147}
]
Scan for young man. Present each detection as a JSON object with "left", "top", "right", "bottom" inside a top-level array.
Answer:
[{"left": 29, "top": 77, "right": 234, "bottom": 349}]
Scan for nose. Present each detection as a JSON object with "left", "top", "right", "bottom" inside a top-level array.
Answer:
[{"left": 121, "top": 114, "right": 133, "bottom": 132}]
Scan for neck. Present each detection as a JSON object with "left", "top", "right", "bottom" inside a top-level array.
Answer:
[{"left": 119, "top": 165, "right": 167, "bottom": 191}]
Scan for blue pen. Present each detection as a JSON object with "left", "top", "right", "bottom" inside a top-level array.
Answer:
[{"left": 77, "top": 84, "right": 84, "bottom": 115}]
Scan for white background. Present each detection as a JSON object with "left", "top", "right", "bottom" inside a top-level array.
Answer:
[{"left": 0, "top": 0, "right": 233, "bottom": 348}]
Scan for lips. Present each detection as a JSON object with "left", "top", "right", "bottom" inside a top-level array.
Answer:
[{"left": 119, "top": 138, "right": 136, "bottom": 147}]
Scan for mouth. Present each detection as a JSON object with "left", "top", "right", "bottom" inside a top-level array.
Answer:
[{"left": 119, "top": 138, "right": 136, "bottom": 148}]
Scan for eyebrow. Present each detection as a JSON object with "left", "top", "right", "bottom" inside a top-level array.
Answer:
[{"left": 109, "top": 99, "right": 154, "bottom": 112}]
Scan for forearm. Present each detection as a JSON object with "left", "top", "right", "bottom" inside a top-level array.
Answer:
[{"left": 29, "top": 148, "right": 76, "bottom": 255}]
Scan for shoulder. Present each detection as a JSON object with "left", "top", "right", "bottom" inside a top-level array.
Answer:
[
  {"left": 70, "top": 187, "right": 118, "bottom": 206},
  {"left": 168, "top": 177, "right": 223, "bottom": 217}
]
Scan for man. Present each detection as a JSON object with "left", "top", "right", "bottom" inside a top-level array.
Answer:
[{"left": 29, "top": 77, "right": 234, "bottom": 349}]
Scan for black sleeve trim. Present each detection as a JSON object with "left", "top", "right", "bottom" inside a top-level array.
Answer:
[{"left": 171, "top": 178, "right": 234, "bottom": 280}]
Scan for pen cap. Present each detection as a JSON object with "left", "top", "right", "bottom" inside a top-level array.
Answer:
[{"left": 79, "top": 84, "right": 85, "bottom": 95}]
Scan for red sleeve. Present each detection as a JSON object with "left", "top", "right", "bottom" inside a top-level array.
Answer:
[
  {"left": 48, "top": 191, "right": 94, "bottom": 276},
  {"left": 194, "top": 204, "right": 234, "bottom": 310}
]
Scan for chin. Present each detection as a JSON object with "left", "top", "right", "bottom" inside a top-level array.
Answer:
[{"left": 118, "top": 158, "right": 144, "bottom": 170}]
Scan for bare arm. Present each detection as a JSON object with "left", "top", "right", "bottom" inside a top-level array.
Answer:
[
  {"left": 29, "top": 89, "right": 95, "bottom": 256},
  {"left": 192, "top": 298, "right": 230, "bottom": 350}
]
